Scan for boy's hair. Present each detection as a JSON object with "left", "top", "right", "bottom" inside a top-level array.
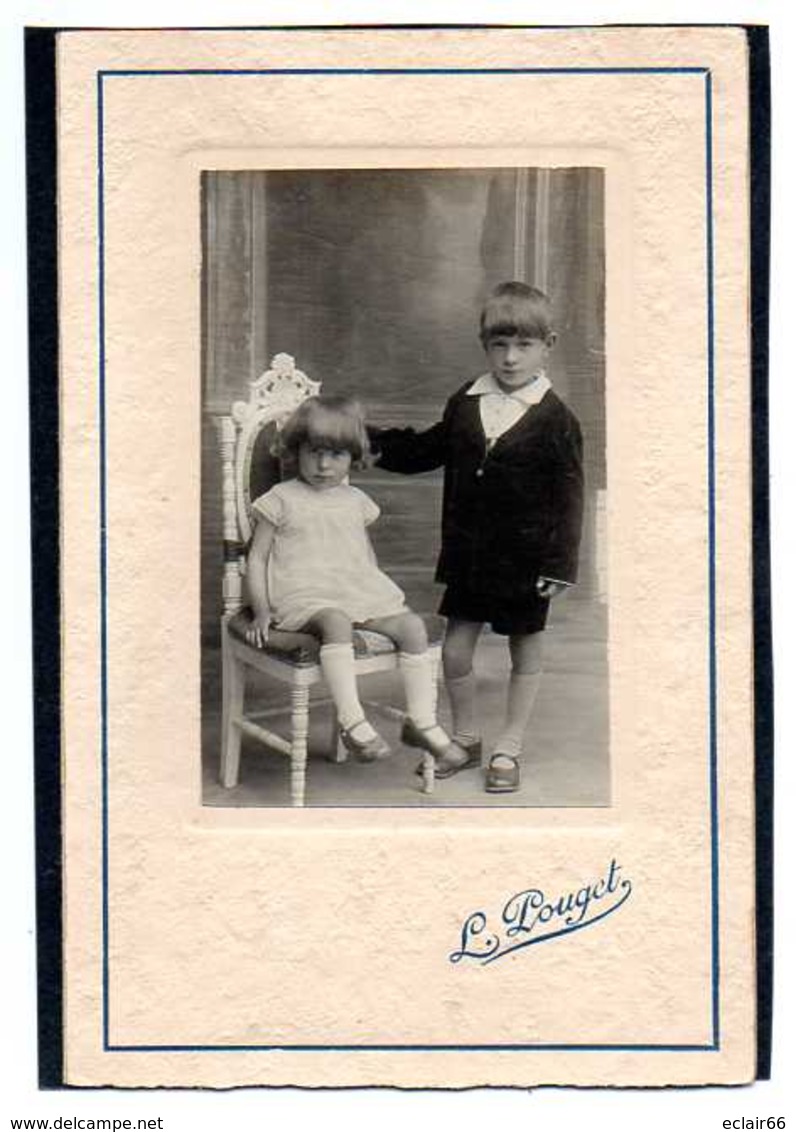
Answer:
[
  {"left": 479, "top": 281, "right": 555, "bottom": 345},
  {"left": 278, "top": 395, "right": 371, "bottom": 469}
]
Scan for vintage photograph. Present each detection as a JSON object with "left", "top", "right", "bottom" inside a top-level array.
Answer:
[
  {"left": 28, "top": 22, "right": 765, "bottom": 1089},
  {"left": 200, "top": 167, "right": 608, "bottom": 808}
]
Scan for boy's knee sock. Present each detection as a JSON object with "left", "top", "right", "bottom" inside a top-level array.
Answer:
[
  {"left": 320, "top": 643, "right": 374, "bottom": 737},
  {"left": 445, "top": 671, "right": 480, "bottom": 744},
  {"left": 399, "top": 651, "right": 448, "bottom": 747},
  {"left": 495, "top": 671, "right": 542, "bottom": 758}
]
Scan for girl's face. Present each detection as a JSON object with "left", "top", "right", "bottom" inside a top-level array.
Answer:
[
  {"left": 485, "top": 333, "right": 553, "bottom": 392},
  {"left": 298, "top": 442, "right": 352, "bottom": 490}
]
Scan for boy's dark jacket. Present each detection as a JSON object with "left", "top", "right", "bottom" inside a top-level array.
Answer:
[{"left": 370, "top": 380, "right": 584, "bottom": 597}]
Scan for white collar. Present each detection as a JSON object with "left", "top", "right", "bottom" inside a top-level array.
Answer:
[{"left": 467, "top": 371, "right": 551, "bottom": 405}]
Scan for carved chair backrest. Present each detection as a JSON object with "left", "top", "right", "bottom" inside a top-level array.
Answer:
[{"left": 216, "top": 353, "right": 321, "bottom": 615}]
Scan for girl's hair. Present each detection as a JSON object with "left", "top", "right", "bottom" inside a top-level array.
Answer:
[
  {"left": 278, "top": 395, "right": 371, "bottom": 469},
  {"left": 479, "top": 281, "right": 555, "bottom": 345}
]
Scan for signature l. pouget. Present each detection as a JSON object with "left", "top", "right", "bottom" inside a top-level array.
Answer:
[{"left": 450, "top": 859, "right": 632, "bottom": 965}]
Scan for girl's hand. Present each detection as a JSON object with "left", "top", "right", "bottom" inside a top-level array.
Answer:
[
  {"left": 536, "top": 577, "right": 569, "bottom": 600},
  {"left": 245, "top": 615, "right": 271, "bottom": 649}
]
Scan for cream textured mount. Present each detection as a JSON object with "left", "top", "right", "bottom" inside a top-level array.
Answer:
[{"left": 215, "top": 354, "right": 438, "bottom": 805}]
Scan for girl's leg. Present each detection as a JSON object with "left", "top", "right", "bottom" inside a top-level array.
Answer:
[
  {"left": 303, "top": 608, "right": 380, "bottom": 745},
  {"left": 492, "top": 631, "right": 544, "bottom": 764},
  {"left": 363, "top": 612, "right": 447, "bottom": 745},
  {"left": 442, "top": 619, "right": 484, "bottom": 747},
  {"left": 363, "top": 610, "right": 428, "bottom": 655}
]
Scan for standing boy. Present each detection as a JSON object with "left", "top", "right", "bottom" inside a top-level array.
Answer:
[{"left": 371, "top": 281, "right": 583, "bottom": 793}]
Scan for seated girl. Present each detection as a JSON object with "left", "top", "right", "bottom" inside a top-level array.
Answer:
[{"left": 245, "top": 394, "right": 466, "bottom": 769}]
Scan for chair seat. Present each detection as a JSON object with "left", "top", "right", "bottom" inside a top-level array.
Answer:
[{"left": 227, "top": 609, "right": 445, "bottom": 668}]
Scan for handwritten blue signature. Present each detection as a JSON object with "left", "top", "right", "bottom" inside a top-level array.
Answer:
[{"left": 450, "top": 859, "right": 632, "bottom": 965}]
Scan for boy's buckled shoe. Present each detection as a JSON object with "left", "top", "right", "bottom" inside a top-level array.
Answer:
[{"left": 484, "top": 752, "right": 520, "bottom": 793}]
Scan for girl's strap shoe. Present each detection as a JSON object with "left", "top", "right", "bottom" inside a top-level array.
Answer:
[
  {"left": 484, "top": 752, "right": 520, "bottom": 793},
  {"left": 340, "top": 721, "right": 392, "bottom": 762}
]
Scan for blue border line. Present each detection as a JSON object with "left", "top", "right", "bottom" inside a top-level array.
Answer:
[
  {"left": 705, "top": 69, "right": 720, "bottom": 1051},
  {"left": 107, "top": 1042, "right": 714, "bottom": 1053},
  {"left": 97, "top": 70, "right": 111, "bottom": 1053},
  {"left": 97, "top": 65, "right": 719, "bottom": 1054},
  {"left": 97, "top": 66, "right": 709, "bottom": 77}
]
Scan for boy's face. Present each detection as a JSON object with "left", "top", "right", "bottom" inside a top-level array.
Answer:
[
  {"left": 485, "top": 333, "right": 553, "bottom": 392},
  {"left": 298, "top": 442, "right": 352, "bottom": 490}
]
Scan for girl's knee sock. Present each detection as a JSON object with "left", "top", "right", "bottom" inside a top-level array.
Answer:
[
  {"left": 495, "top": 671, "right": 542, "bottom": 759},
  {"left": 445, "top": 671, "right": 480, "bottom": 745},
  {"left": 399, "top": 651, "right": 449, "bottom": 747},
  {"left": 320, "top": 643, "right": 376, "bottom": 740}
]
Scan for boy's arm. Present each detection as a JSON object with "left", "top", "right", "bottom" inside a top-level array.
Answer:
[
  {"left": 540, "top": 412, "right": 585, "bottom": 585},
  {"left": 368, "top": 422, "right": 446, "bottom": 474},
  {"left": 368, "top": 396, "right": 455, "bottom": 474},
  {"left": 244, "top": 518, "right": 276, "bottom": 648}
]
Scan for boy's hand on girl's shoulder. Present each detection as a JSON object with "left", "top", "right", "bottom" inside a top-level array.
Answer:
[
  {"left": 536, "top": 577, "right": 569, "bottom": 600},
  {"left": 245, "top": 615, "right": 271, "bottom": 649}
]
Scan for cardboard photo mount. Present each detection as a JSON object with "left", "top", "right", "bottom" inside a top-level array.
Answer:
[{"left": 28, "top": 24, "right": 771, "bottom": 1088}]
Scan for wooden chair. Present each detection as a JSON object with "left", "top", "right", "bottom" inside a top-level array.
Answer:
[{"left": 216, "top": 352, "right": 438, "bottom": 806}]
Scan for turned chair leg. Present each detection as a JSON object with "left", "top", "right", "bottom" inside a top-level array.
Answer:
[
  {"left": 429, "top": 650, "right": 440, "bottom": 720},
  {"left": 220, "top": 631, "right": 245, "bottom": 788},
  {"left": 421, "top": 650, "right": 442, "bottom": 795},
  {"left": 289, "top": 685, "right": 311, "bottom": 806},
  {"left": 327, "top": 708, "right": 347, "bottom": 763}
]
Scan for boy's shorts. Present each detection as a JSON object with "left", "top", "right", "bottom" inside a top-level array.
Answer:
[{"left": 439, "top": 584, "right": 550, "bottom": 636}]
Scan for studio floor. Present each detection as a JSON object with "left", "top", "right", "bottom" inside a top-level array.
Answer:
[{"left": 201, "top": 595, "right": 609, "bottom": 809}]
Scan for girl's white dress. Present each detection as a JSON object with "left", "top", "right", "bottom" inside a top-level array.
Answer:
[{"left": 251, "top": 478, "right": 407, "bottom": 631}]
